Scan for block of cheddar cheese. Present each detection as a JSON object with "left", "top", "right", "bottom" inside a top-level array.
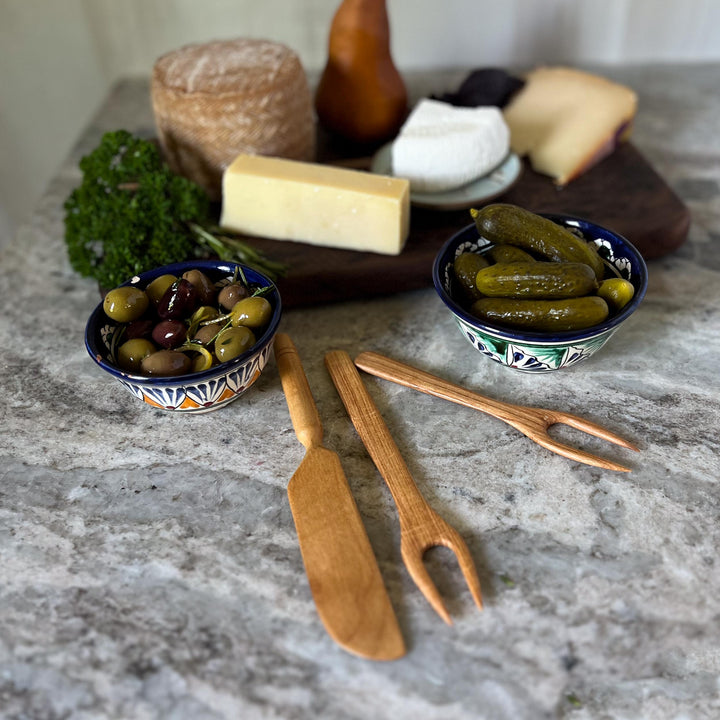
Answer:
[
  {"left": 220, "top": 155, "right": 410, "bottom": 255},
  {"left": 502, "top": 66, "right": 637, "bottom": 185}
]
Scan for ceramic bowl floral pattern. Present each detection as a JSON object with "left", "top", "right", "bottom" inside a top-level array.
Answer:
[
  {"left": 432, "top": 215, "right": 648, "bottom": 373},
  {"left": 85, "top": 260, "right": 282, "bottom": 412}
]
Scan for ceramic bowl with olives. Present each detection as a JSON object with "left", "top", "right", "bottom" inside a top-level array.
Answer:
[
  {"left": 85, "top": 260, "right": 282, "bottom": 412},
  {"left": 433, "top": 208, "right": 648, "bottom": 372}
]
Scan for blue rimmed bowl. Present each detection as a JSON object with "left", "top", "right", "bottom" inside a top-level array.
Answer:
[
  {"left": 432, "top": 214, "right": 648, "bottom": 372},
  {"left": 85, "top": 260, "right": 282, "bottom": 412}
]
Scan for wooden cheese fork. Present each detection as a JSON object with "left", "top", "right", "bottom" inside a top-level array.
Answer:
[
  {"left": 354, "top": 351, "right": 639, "bottom": 473},
  {"left": 325, "top": 350, "right": 483, "bottom": 625}
]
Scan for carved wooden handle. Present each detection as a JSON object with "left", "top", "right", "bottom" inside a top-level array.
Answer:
[
  {"left": 324, "top": 350, "right": 430, "bottom": 516},
  {"left": 274, "top": 333, "right": 324, "bottom": 450},
  {"left": 354, "top": 350, "right": 518, "bottom": 422}
]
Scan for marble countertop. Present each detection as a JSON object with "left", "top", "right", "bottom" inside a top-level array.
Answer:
[{"left": 1, "top": 64, "right": 719, "bottom": 720}]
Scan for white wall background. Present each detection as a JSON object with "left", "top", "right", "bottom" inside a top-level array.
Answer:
[{"left": 2, "top": 0, "right": 720, "bottom": 243}]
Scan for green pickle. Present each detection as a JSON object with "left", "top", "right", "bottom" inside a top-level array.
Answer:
[
  {"left": 487, "top": 244, "right": 536, "bottom": 264},
  {"left": 471, "top": 296, "right": 610, "bottom": 332},
  {"left": 475, "top": 261, "right": 598, "bottom": 299},
  {"left": 471, "top": 203, "right": 605, "bottom": 280},
  {"left": 452, "top": 252, "right": 489, "bottom": 303}
]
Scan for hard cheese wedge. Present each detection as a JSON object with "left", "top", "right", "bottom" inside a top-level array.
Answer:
[
  {"left": 503, "top": 66, "right": 637, "bottom": 185},
  {"left": 220, "top": 154, "right": 411, "bottom": 255}
]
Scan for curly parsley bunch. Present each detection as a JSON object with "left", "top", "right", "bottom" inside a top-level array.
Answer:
[{"left": 64, "top": 130, "right": 285, "bottom": 289}]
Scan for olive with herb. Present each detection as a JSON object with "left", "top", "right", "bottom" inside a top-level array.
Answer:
[
  {"left": 214, "top": 326, "right": 256, "bottom": 362},
  {"left": 218, "top": 282, "right": 249, "bottom": 311},
  {"left": 101, "top": 265, "right": 275, "bottom": 379},
  {"left": 192, "top": 323, "right": 223, "bottom": 346}
]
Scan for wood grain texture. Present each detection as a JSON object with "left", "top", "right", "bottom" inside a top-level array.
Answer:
[
  {"left": 275, "top": 334, "right": 405, "bottom": 660},
  {"left": 247, "top": 142, "right": 689, "bottom": 307},
  {"left": 324, "top": 349, "right": 483, "bottom": 625},
  {"left": 354, "top": 351, "right": 639, "bottom": 473}
]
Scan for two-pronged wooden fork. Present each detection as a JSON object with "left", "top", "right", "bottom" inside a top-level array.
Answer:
[
  {"left": 354, "top": 351, "right": 639, "bottom": 473},
  {"left": 325, "top": 350, "right": 483, "bottom": 625}
]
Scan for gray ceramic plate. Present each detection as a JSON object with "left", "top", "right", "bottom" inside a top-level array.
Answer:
[{"left": 371, "top": 143, "right": 522, "bottom": 211}]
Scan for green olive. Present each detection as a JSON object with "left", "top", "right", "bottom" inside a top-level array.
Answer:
[
  {"left": 192, "top": 322, "right": 223, "bottom": 346},
  {"left": 187, "top": 305, "right": 220, "bottom": 339},
  {"left": 145, "top": 274, "right": 177, "bottom": 304},
  {"left": 182, "top": 269, "right": 216, "bottom": 304},
  {"left": 214, "top": 326, "right": 256, "bottom": 362},
  {"left": 218, "top": 283, "right": 249, "bottom": 311},
  {"left": 140, "top": 349, "right": 192, "bottom": 377},
  {"left": 103, "top": 286, "right": 149, "bottom": 323},
  {"left": 230, "top": 296, "right": 272, "bottom": 328},
  {"left": 190, "top": 305, "right": 219, "bottom": 324},
  {"left": 117, "top": 338, "right": 156, "bottom": 373},
  {"left": 597, "top": 278, "right": 635, "bottom": 313}
]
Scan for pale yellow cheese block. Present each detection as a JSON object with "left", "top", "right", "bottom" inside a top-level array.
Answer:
[
  {"left": 503, "top": 67, "right": 637, "bottom": 185},
  {"left": 220, "top": 155, "right": 410, "bottom": 255}
]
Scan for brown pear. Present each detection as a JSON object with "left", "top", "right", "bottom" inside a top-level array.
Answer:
[{"left": 315, "top": 0, "right": 408, "bottom": 144}]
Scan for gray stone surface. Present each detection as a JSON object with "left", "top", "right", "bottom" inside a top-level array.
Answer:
[{"left": 1, "top": 66, "right": 719, "bottom": 720}]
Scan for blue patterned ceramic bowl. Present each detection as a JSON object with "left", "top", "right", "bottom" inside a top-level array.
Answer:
[
  {"left": 85, "top": 260, "right": 282, "bottom": 412},
  {"left": 433, "top": 215, "right": 648, "bottom": 372}
]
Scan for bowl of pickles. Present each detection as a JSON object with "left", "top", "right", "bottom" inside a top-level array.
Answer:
[
  {"left": 432, "top": 204, "right": 648, "bottom": 372},
  {"left": 85, "top": 260, "right": 282, "bottom": 411}
]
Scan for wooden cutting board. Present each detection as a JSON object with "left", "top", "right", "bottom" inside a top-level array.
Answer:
[{"left": 244, "top": 142, "right": 690, "bottom": 308}]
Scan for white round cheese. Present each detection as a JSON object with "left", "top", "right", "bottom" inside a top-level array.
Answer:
[{"left": 391, "top": 98, "right": 510, "bottom": 193}]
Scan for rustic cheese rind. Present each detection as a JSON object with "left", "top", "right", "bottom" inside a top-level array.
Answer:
[
  {"left": 220, "top": 155, "right": 410, "bottom": 255},
  {"left": 503, "top": 66, "right": 637, "bottom": 185},
  {"left": 391, "top": 99, "right": 510, "bottom": 193},
  {"left": 151, "top": 38, "right": 315, "bottom": 200}
]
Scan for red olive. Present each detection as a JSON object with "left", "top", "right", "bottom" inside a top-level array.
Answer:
[
  {"left": 157, "top": 279, "right": 198, "bottom": 320},
  {"left": 125, "top": 318, "right": 155, "bottom": 340},
  {"left": 152, "top": 319, "right": 187, "bottom": 349},
  {"left": 182, "top": 269, "right": 217, "bottom": 305}
]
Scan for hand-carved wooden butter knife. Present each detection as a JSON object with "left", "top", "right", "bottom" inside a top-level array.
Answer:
[{"left": 274, "top": 333, "right": 405, "bottom": 660}]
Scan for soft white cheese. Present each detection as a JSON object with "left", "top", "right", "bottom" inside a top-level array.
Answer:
[{"left": 391, "top": 99, "right": 510, "bottom": 193}]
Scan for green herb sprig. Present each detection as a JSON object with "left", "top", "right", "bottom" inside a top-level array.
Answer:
[{"left": 64, "top": 130, "right": 286, "bottom": 289}]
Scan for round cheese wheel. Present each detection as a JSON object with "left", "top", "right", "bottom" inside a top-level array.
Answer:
[{"left": 151, "top": 38, "right": 316, "bottom": 200}]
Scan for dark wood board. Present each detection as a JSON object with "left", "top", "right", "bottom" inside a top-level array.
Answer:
[{"left": 244, "top": 142, "right": 690, "bottom": 308}]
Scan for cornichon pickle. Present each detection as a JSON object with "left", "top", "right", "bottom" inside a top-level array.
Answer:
[
  {"left": 471, "top": 296, "right": 610, "bottom": 332},
  {"left": 453, "top": 252, "right": 489, "bottom": 303},
  {"left": 470, "top": 204, "right": 605, "bottom": 280},
  {"left": 487, "top": 244, "right": 536, "bottom": 264},
  {"left": 475, "top": 261, "right": 598, "bottom": 299},
  {"left": 597, "top": 278, "right": 635, "bottom": 312}
]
